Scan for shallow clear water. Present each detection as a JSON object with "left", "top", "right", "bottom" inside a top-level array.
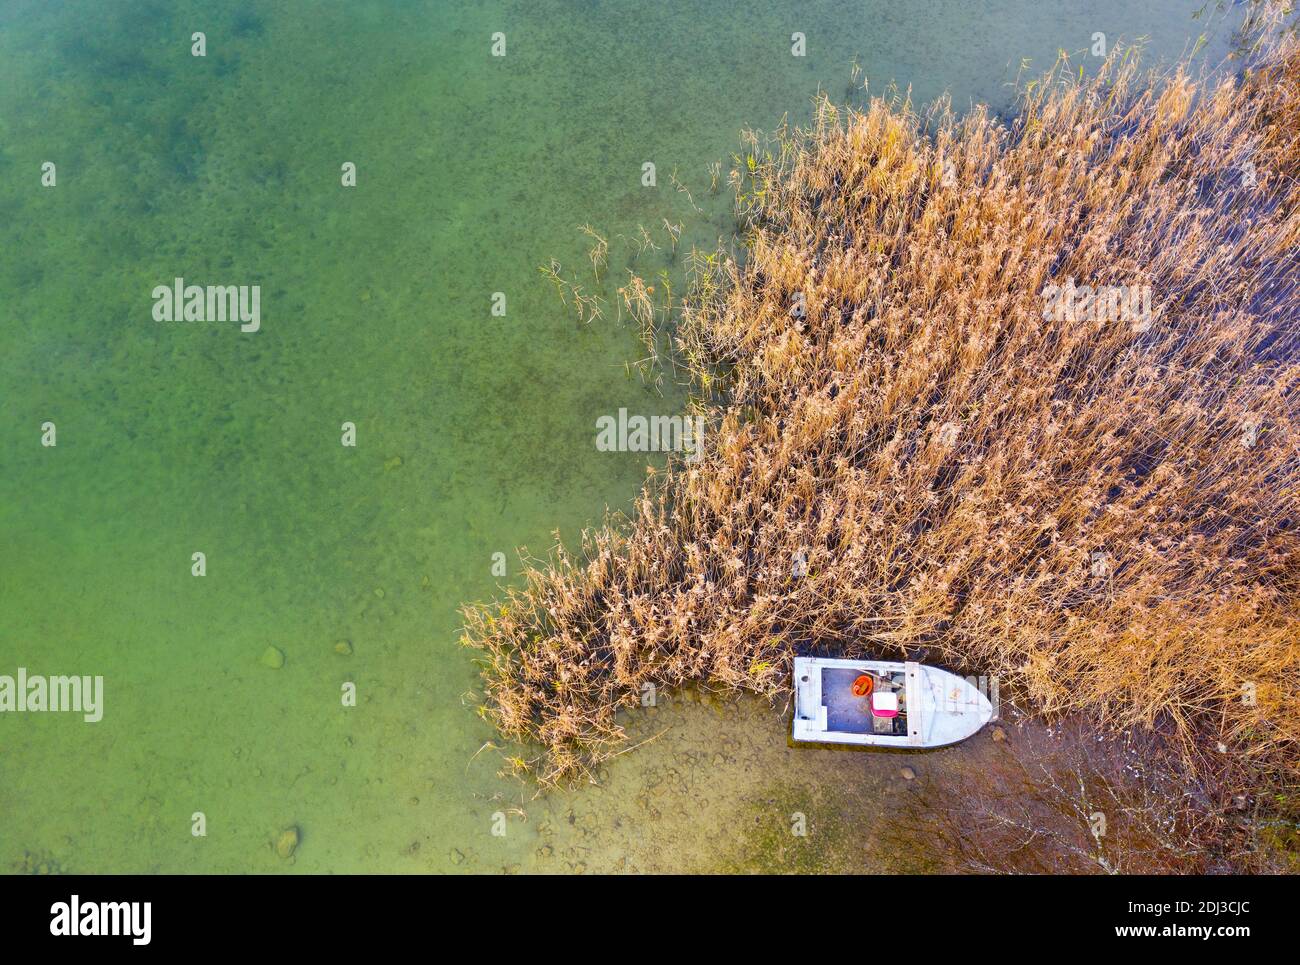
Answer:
[{"left": 0, "top": 0, "right": 1241, "bottom": 872}]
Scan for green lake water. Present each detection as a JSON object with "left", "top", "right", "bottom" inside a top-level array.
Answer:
[{"left": 0, "top": 0, "right": 1242, "bottom": 873}]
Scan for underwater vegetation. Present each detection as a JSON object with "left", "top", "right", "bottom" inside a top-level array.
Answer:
[{"left": 462, "top": 19, "right": 1300, "bottom": 856}]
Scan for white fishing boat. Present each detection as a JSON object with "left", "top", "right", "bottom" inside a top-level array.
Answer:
[{"left": 792, "top": 657, "right": 993, "bottom": 748}]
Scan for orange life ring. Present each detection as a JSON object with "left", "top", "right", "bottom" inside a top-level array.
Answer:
[{"left": 851, "top": 674, "right": 874, "bottom": 698}]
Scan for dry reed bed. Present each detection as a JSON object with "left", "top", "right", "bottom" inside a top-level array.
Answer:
[{"left": 463, "top": 35, "right": 1300, "bottom": 788}]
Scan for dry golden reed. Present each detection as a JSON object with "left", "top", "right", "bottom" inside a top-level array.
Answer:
[{"left": 464, "top": 32, "right": 1300, "bottom": 787}]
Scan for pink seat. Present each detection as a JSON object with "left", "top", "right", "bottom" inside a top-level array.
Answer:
[{"left": 871, "top": 691, "right": 899, "bottom": 718}]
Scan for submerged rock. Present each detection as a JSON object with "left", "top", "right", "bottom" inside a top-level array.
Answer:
[
  {"left": 900, "top": 766, "right": 916, "bottom": 781},
  {"left": 991, "top": 726, "right": 1007, "bottom": 743},
  {"left": 260, "top": 646, "right": 285, "bottom": 669},
  {"left": 275, "top": 826, "right": 300, "bottom": 859},
  {"left": 333, "top": 640, "right": 353, "bottom": 656},
  {"left": 15, "top": 850, "right": 63, "bottom": 875}
]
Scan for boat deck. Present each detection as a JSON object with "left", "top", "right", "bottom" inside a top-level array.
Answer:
[{"left": 822, "top": 667, "right": 908, "bottom": 736}]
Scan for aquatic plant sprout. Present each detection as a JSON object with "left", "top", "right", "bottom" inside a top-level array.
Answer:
[{"left": 463, "top": 29, "right": 1300, "bottom": 788}]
